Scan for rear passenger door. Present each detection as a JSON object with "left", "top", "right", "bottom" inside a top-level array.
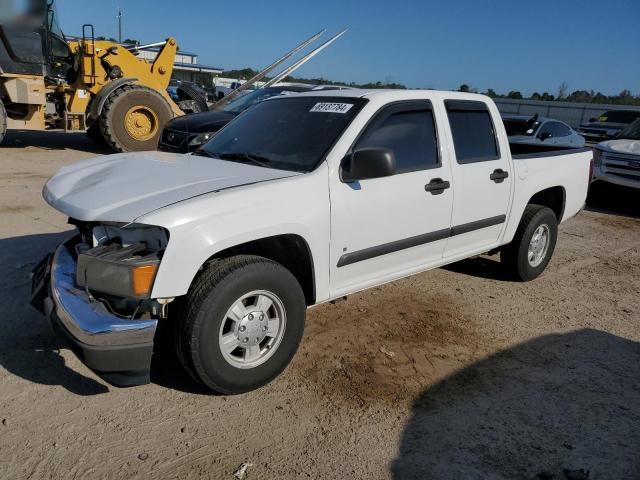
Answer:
[
  {"left": 443, "top": 100, "right": 512, "bottom": 257},
  {"left": 329, "top": 100, "right": 453, "bottom": 296}
]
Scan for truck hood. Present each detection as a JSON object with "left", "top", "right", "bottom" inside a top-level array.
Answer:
[
  {"left": 43, "top": 151, "right": 300, "bottom": 223},
  {"left": 598, "top": 139, "right": 640, "bottom": 155}
]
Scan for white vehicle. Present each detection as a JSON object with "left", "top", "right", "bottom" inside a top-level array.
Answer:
[
  {"left": 32, "top": 90, "right": 592, "bottom": 393},
  {"left": 592, "top": 119, "right": 640, "bottom": 189}
]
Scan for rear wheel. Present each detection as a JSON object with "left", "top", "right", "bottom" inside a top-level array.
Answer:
[
  {"left": 501, "top": 205, "right": 558, "bottom": 281},
  {"left": 177, "top": 255, "right": 306, "bottom": 394},
  {"left": 0, "top": 98, "right": 7, "bottom": 145},
  {"left": 100, "top": 85, "right": 173, "bottom": 152}
]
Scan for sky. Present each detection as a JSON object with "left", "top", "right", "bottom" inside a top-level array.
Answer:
[{"left": 56, "top": 0, "right": 640, "bottom": 96}]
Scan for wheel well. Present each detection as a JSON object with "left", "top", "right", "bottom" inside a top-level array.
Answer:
[
  {"left": 528, "top": 186, "right": 565, "bottom": 221},
  {"left": 208, "top": 235, "right": 316, "bottom": 305}
]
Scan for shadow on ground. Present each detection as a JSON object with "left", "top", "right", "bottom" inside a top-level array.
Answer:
[
  {"left": 442, "top": 255, "right": 510, "bottom": 281},
  {"left": 1, "top": 130, "right": 110, "bottom": 154},
  {"left": 392, "top": 329, "right": 640, "bottom": 479},
  {"left": 0, "top": 232, "right": 204, "bottom": 395},
  {"left": 0, "top": 231, "right": 109, "bottom": 395},
  {"left": 587, "top": 181, "right": 640, "bottom": 219}
]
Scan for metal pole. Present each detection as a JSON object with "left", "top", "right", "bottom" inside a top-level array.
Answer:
[
  {"left": 117, "top": 9, "right": 122, "bottom": 43},
  {"left": 211, "top": 29, "right": 326, "bottom": 110},
  {"left": 262, "top": 29, "right": 348, "bottom": 88}
]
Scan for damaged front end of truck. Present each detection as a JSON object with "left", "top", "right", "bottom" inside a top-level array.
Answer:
[{"left": 30, "top": 221, "right": 172, "bottom": 386}]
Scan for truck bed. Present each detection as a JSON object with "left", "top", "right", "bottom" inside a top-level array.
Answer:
[{"left": 509, "top": 142, "right": 592, "bottom": 159}]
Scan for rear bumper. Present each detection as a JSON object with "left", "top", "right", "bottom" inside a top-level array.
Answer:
[{"left": 32, "top": 240, "right": 158, "bottom": 386}]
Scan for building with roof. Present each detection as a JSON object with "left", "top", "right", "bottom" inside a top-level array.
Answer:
[{"left": 136, "top": 48, "right": 223, "bottom": 87}]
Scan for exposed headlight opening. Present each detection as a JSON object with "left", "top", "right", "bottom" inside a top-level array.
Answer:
[{"left": 68, "top": 221, "right": 170, "bottom": 301}]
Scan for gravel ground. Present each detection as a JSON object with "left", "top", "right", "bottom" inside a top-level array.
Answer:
[{"left": 1, "top": 131, "right": 639, "bottom": 479}]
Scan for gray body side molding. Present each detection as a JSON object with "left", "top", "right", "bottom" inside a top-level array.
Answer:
[{"left": 88, "top": 77, "right": 138, "bottom": 120}]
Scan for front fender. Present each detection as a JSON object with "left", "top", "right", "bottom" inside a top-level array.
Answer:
[{"left": 137, "top": 166, "right": 331, "bottom": 301}]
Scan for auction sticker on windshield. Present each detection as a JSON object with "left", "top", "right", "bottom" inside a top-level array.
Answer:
[{"left": 310, "top": 103, "right": 354, "bottom": 114}]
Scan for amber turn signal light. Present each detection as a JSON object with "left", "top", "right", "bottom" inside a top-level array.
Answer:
[{"left": 131, "top": 264, "right": 158, "bottom": 296}]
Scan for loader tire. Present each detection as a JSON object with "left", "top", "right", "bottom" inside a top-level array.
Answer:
[
  {"left": 100, "top": 85, "right": 173, "bottom": 152},
  {"left": 0, "top": 98, "right": 7, "bottom": 145},
  {"left": 86, "top": 122, "right": 105, "bottom": 144}
]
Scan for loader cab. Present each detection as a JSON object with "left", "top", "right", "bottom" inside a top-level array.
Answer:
[{"left": 0, "top": 0, "right": 72, "bottom": 77}]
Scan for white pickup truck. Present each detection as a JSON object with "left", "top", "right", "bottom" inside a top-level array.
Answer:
[{"left": 32, "top": 90, "right": 592, "bottom": 393}]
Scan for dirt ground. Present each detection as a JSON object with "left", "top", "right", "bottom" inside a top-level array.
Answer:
[{"left": 1, "top": 131, "right": 639, "bottom": 479}]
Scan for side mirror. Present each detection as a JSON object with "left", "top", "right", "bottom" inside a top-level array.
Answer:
[
  {"left": 341, "top": 147, "right": 396, "bottom": 183},
  {"left": 588, "top": 117, "right": 596, "bottom": 123},
  {"left": 539, "top": 131, "right": 552, "bottom": 141}
]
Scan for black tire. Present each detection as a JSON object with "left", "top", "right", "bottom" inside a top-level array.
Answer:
[
  {"left": 177, "top": 255, "right": 306, "bottom": 394},
  {"left": 100, "top": 85, "right": 173, "bottom": 152},
  {"left": 86, "top": 122, "right": 105, "bottom": 144},
  {"left": 0, "top": 98, "right": 7, "bottom": 145},
  {"left": 501, "top": 205, "right": 558, "bottom": 281}
]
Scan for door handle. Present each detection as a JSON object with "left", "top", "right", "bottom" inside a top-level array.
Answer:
[
  {"left": 425, "top": 178, "right": 451, "bottom": 195},
  {"left": 490, "top": 169, "right": 509, "bottom": 183}
]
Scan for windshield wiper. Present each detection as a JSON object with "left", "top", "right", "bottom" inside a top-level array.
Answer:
[{"left": 218, "top": 153, "right": 272, "bottom": 168}]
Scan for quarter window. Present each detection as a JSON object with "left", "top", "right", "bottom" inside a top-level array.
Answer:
[
  {"left": 445, "top": 100, "right": 499, "bottom": 163},
  {"left": 356, "top": 104, "right": 439, "bottom": 173}
]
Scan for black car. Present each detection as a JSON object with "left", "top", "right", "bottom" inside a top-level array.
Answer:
[
  {"left": 158, "top": 85, "right": 314, "bottom": 153},
  {"left": 578, "top": 109, "right": 640, "bottom": 143}
]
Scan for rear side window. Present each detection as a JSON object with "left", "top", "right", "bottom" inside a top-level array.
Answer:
[
  {"left": 554, "top": 122, "right": 572, "bottom": 137},
  {"left": 445, "top": 100, "right": 499, "bottom": 164},
  {"left": 356, "top": 103, "right": 439, "bottom": 173}
]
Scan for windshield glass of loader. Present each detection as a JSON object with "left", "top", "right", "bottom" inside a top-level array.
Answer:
[{"left": 198, "top": 96, "right": 364, "bottom": 172}]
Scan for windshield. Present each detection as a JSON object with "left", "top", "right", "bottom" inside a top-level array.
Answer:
[
  {"left": 199, "top": 96, "right": 365, "bottom": 172},
  {"left": 220, "top": 88, "right": 290, "bottom": 114},
  {"left": 47, "top": 0, "right": 64, "bottom": 37},
  {"left": 617, "top": 119, "right": 640, "bottom": 140},
  {"left": 597, "top": 111, "right": 640, "bottom": 124},
  {"left": 503, "top": 118, "right": 540, "bottom": 136}
]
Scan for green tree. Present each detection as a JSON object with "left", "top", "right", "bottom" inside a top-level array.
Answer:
[
  {"left": 458, "top": 84, "right": 471, "bottom": 93},
  {"left": 507, "top": 91, "right": 523, "bottom": 99}
]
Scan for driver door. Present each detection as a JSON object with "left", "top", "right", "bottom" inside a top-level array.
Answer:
[{"left": 329, "top": 100, "right": 453, "bottom": 297}]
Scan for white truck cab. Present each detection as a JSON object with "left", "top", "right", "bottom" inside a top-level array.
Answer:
[{"left": 32, "top": 90, "right": 592, "bottom": 393}]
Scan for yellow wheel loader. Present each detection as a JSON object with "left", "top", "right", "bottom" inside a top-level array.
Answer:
[{"left": 0, "top": 0, "right": 187, "bottom": 152}]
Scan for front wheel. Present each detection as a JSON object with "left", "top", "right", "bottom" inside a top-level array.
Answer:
[
  {"left": 177, "top": 255, "right": 306, "bottom": 394},
  {"left": 501, "top": 205, "right": 558, "bottom": 281}
]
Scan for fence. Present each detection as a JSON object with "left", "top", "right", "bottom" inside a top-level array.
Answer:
[{"left": 494, "top": 98, "right": 640, "bottom": 128}]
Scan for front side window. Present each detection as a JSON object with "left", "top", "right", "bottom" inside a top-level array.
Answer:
[
  {"left": 538, "top": 122, "right": 554, "bottom": 137},
  {"left": 198, "top": 96, "right": 365, "bottom": 172},
  {"left": 356, "top": 104, "right": 439, "bottom": 173},
  {"left": 445, "top": 100, "right": 499, "bottom": 163}
]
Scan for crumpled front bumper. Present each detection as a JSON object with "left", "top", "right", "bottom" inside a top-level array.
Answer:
[{"left": 31, "top": 239, "right": 158, "bottom": 387}]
